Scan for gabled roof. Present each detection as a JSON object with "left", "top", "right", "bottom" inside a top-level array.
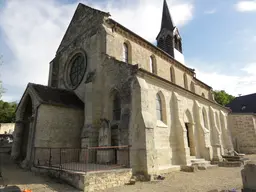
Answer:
[
  {"left": 56, "top": 3, "right": 110, "bottom": 53},
  {"left": 30, "top": 84, "right": 84, "bottom": 109},
  {"left": 226, "top": 93, "right": 256, "bottom": 113},
  {"left": 160, "top": 0, "right": 175, "bottom": 31}
]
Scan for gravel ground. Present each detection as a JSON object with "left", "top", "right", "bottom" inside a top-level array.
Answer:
[
  {"left": 105, "top": 155, "right": 256, "bottom": 192},
  {"left": 0, "top": 154, "right": 255, "bottom": 192},
  {"left": 0, "top": 153, "right": 81, "bottom": 192}
]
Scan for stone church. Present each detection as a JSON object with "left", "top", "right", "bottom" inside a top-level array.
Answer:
[{"left": 11, "top": 0, "right": 233, "bottom": 176}]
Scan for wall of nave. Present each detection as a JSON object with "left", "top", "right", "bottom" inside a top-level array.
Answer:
[{"left": 130, "top": 74, "right": 233, "bottom": 174}]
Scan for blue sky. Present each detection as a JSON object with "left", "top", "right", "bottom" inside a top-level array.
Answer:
[{"left": 0, "top": 0, "right": 256, "bottom": 102}]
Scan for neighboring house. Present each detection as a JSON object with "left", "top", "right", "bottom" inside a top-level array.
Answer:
[
  {"left": 0, "top": 123, "right": 15, "bottom": 134},
  {"left": 226, "top": 93, "right": 256, "bottom": 154},
  {"left": 11, "top": 0, "right": 233, "bottom": 176}
]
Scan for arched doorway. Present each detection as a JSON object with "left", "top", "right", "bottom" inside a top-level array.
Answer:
[{"left": 184, "top": 110, "right": 195, "bottom": 156}]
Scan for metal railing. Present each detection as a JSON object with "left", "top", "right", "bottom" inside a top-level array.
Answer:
[{"left": 33, "top": 145, "right": 131, "bottom": 172}]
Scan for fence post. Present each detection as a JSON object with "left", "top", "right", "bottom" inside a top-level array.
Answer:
[
  {"left": 128, "top": 145, "right": 131, "bottom": 168},
  {"left": 49, "top": 148, "right": 52, "bottom": 167},
  {"left": 33, "top": 147, "right": 36, "bottom": 166},
  {"left": 59, "top": 148, "right": 62, "bottom": 170}
]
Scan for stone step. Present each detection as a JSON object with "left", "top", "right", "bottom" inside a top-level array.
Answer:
[
  {"left": 198, "top": 164, "right": 218, "bottom": 170},
  {"left": 190, "top": 158, "right": 208, "bottom": 163}
]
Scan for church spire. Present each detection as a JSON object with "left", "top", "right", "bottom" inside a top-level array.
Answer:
[
  {"left": 156, "top": 0, "right": 185, "bottom": 63},
  {"left": 160, "top": 0, "right": 174, "bottom": 31}
]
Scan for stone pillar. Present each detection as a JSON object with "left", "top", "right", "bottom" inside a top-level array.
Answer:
[
  {"left": 173, "top": 93, "right": 187, "bottom": 165},
  {"left": 194, "top": 101, "right": 211, "bottom": 160},
  {"left": 97, "top": 119, "right": 113, "bottom": 163},
  {"left": 11, "top": 121, "right": 24, "bottom": 160},
  {"left": 80, "top": 81, "right": 98, "bottom": 163},
  {"left": 209, "top": 107, "right": 222, "bottom": 162}
]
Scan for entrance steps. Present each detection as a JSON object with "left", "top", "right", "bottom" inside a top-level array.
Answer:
[{"left": 181, "top": 156, "right": 218, "bottom": 172}]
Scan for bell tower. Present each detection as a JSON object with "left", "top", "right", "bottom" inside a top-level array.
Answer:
[{"left": 156, "top": 0, "right": 184, "bottom": 64}]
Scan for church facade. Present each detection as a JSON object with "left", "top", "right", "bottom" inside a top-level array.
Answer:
[{"left": 11, "top": 1, "right": 233, "bottom": 176}]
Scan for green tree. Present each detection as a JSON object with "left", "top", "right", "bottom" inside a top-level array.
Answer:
[
  {"left": 0, "top": 100, "right": 17, "bottom": 123},
  {"left": 213, "top": 90, "right": 235, "bottom": 106}
]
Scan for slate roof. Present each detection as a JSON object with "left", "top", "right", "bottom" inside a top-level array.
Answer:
[
  {"left": 160, "top": 0, "right": 175, "bottom": 31},
  {"left": 31, "top": 84, "right": 84, "bottom": 109},
  {"left": 226, "top": 93, "right": 256, "bottom": 113}
]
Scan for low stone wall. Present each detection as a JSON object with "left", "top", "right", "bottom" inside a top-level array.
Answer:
[
  {"left": 84, "top": 169, "right": 132, "bottom": 192},
  {"left": 32, "top": 166, "right": 132, "bottom": 192}
]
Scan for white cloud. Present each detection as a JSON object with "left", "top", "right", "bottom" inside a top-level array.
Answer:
[
  {"left": 193, "top": 63, "right": 256, "bottom": 97},
  {"left": 235, "top": 0, "right": 256, "bottom": 12},
  {"left": 204, "top": 9, "right": 216, "bottom": 15},
  {"left": 0, "top": 0, "right": 193, "bottom": 102}
]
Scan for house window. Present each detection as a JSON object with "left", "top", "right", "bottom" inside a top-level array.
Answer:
[
  {"left": 202, "top": 93, "right": 205, "bottom": 98},
  {"left": 123, "top": 43, "right": 129, "bottom": 63},
  {"left": 156, "top": 93, "right": 163, "bottom": 121},
  {"left": 113, "top": 93, "right": 121, "bottom": 121}
]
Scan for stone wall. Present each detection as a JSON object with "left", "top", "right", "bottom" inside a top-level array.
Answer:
[
  {"left": 0, "top": 123, "right": 15, "bottom": 134},
  {"left": 34, "top": 104, "right": 84, "bottom": 165},
  {"left": 103, "top": 21, "right": 211, "bottom": 100},
  {"left": 129, "top": 72, "right": 233, "bottom": 175},
  {"left": 84, "top": 169, "right": 132, "bottom": 192},
  {"left": 229, "top": 114, "right": 256, "bottom": 154},
  {"left": 34, "top": 104, "right": 84, "bottom": 148},
  {"left": 32, "top": 167, "right": 132, "bottom": 192}
]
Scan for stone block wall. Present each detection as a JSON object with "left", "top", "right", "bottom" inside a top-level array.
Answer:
[
  {"left": 104, "top": 21, "right": 211, "bottom": 99},
  {"left": 130, "top": 73, "right": 232, "bottom": 175},
  {"left": 84, "top": 169, "right": 132, "bottom": 192},
  {"left": 229, "top": 114, "right": 256, "bottom": 154},
  {"left": 34, "top": 104, "right": 84, "bottom": 165}
]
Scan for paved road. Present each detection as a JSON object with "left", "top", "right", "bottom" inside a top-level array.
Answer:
[{"left": 0, "top": 153, "right": 80, "bottom": 192}]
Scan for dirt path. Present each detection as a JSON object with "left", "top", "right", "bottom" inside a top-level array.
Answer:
[{"left": 0, "top": 153, "right": 81, "bottom": 192}]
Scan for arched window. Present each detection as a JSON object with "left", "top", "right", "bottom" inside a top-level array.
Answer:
[
  {"left": 123, "top": 43, "right": 129, "bottom": 63},
  {"left": 113, "top": 92, "right": 121, "bottom": 121},
  {"left": 170, "top": 67, "right": 175, "bottom": 83},
  {"left": 156, "top": 93, "right": 163, "bottom": 121},
  {"left": 202, "top": 109, "right": 208, "bottom": 128},
  {"left": 183, "top": 73, "right": 188, "bottom": 89},
  {"left": 190, "top": 82, "right": 195, "bottom": 93},
  {"left": 158, "top": 38, "right": 165, "bottom": 50},
  {"left": 166, "top": 35, "right": 172, "bottom": 54},
  {"left": 174, "top": 35, "right": 182, "bottom": 53},
  {"left": 149, "top": 56, "right": 153, "bottom": 73},
  {"left": 149, "top": 56, "right": 156, "bottom": 74}
]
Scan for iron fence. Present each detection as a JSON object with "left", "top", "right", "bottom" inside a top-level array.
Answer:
[{"left": 33, "top": 145, "right": 130, "bottom": 172}]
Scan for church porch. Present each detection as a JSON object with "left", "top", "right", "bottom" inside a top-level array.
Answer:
[{"left": 11, "top": 83, "right": 84, "bottom": 168}]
